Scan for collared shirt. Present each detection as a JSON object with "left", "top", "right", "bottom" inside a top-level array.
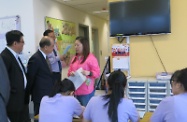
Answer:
[
  {"left": 47, "top": 44, "right": 62, "bottom": 73},
  {"left": 83, "top": 96, "right": 139, "bottom": 122},
  {"left": 6, "top": 46, "right": 27, "bottom": 88},
  {"left": 39, "top": 48, "right": 47, "bottom": 59},
  {"left": 151, "top": 93, "right": 187, "bottom": 122},
  {"left": 39, "top": 93, "right": 83, "bottom": 122}
]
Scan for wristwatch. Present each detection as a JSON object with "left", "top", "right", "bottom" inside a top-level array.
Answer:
[{"left": 88, "top": 71, "right": 92, "bottom": 76}]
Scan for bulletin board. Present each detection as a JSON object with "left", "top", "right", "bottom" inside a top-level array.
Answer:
[
  {"left": 45, "top": 16, "right": 76, "bottom": 66},
  {"left": 0, "top": 16, "right": 21, "bottom": 52}
]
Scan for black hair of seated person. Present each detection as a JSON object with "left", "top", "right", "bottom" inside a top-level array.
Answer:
[
  {"left": 49, "top": 78, "right": 75, "bottom": 97},
  {"left": 103, "top": 69, "right": 127, "bottom": 122},
  {"left": 170, "top": 70, "right": 181, "bottom": 85},
  {"left": 171, "top": 68, "right": 187, "bottom": 91}
]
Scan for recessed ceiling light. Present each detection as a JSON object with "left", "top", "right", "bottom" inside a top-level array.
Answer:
[
  {"left": 63, "top": 0, "right": 72, "bottom": 2},
  {"left": 93, "top": 10, "right": 108, "bottom": 14}
]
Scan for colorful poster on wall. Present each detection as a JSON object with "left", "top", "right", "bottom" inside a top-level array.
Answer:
[
  {"left": 45, "top": 16, "right": 76, "bottom": 67},
  {"left": 111, "top": 43, "right": 130, "bottom": 71}
]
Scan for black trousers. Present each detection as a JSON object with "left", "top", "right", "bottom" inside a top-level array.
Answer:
[
  {"left": 34, "top": 102, "right": 40, "bottom": 122},
  {"left": 52, "top": 72, "right": 61, "bottom": 83},
  {"left": 34, "top": 102, "right": 40, "bottom": 116},
  {"left": 7, "top": 105, "right": 31, "bottom": 122}
]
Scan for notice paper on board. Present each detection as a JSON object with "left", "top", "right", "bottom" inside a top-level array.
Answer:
[{"left": 112, "top": 57, "right": 129, "bottom": 70}]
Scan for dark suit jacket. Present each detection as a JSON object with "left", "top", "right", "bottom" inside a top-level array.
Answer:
[
  {"left": 26, "top": 50, "right": 54, "bottom": 103},
  {"left": 0, "top": 55, "right": 10, "bottom": 122},
  {"left": 1, "top": 48, "right": 25, "bottom": 112}
]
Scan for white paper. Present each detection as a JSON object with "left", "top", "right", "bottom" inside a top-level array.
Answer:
[
  {"left": 68, "top": 68, "right": 86, "bottom": 90},
  {"left": 138, "top": 111, "right": 145, "bottom": 118},
  {"left": 113, "top": 57, "right": 129, "bottom": 70}
]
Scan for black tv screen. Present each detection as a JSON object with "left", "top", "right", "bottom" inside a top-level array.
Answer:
[{"left": 109, "top": 0, "right": 171, "bottom": 37}]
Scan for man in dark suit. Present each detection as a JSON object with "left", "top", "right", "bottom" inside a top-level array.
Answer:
[
  {"left": 26, "top": 36, "right": 54, "bottom": 117},
  {"left": 1, "top": 30, "right": 30, "bottom": 122},
  {"left": 0, "top": 55, "right": 10, "bottom": 122}
]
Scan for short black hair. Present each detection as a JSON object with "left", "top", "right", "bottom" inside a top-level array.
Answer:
[
  {"left": 49, "top": 78, "right": 75, "bottom": 97},
  {"left": 171, "top": 68, "right": 187, "bottom": 91},
  {"left": 39, "top": 36, "right": 51, "bottom": 48},
  {"left": 43, "top": 29, "right": 54, "bottom": 36},
  {"left": 6, "top": 30, "right": 23, "bottom": 46}
]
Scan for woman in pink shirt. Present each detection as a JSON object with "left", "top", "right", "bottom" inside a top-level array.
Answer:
[{"left": 68, "top": 36, "right": 100, "bottom": 106}]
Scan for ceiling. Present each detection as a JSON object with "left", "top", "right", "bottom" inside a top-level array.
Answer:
[{"left": 53, "top": 0, "right": 109, "bottom": 20}]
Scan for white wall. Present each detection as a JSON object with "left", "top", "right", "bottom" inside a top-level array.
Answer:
[
  {"left": 0, "top": 0, "right": 36, "bottom": 54},
  {"left": 32, "top": 0, "right": 109, "bottom": 78},
  {"left": 0, "top": 0, "right": 109, "bottom": 77},
  {"left": 0, "top": 0, "right": 109, "bottom": 116}
]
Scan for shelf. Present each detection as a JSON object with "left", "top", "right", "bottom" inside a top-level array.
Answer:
[{"left": 126, "top": 78, "right": 171, "bottom": 112}]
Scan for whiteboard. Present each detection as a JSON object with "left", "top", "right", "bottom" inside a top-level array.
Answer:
[{"left": 0, "top": 16, "right": 21, "bottom": 52}]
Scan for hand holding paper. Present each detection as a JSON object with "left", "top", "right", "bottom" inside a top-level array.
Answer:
[{"left": 68, "top": 68, "right": 86, "bottom": 90}]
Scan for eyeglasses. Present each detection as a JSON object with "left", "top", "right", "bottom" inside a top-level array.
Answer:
[
  {"left": 14, "top": 41, "right": 25, "bottom": 45},
  {"left": 19, "top": 41, "right": 25, "bottom": 44}
]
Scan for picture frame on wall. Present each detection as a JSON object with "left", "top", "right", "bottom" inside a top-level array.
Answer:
[{"left": 44, "top": 16, "right": 76, "bottom": 67}]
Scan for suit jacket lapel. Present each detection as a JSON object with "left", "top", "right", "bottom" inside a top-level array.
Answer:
[
  {"left": 4, "top": 48, "right": 23, "bottom": 73},
  {"left": 37, "top": 50, "right": 52, "bottom": 73}
]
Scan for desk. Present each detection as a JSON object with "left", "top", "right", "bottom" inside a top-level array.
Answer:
[
  {"left": 140, "top": 112, "right": 153, "bottom": 122},
  {"left": 34, "top": 112, "right": 152, "bottom": 122},
  {"left": 34, "top": 115, "right": 82, "bottom": 122}
]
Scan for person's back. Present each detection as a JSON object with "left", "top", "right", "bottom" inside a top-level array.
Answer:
[
  {"left": 172, "top": 93, "right": 187, "bottom": 121},
  {"left": 151, "top": 68, "right": 187, "bottom": 122},
  {"left": 0, "top": 55, "right": 10, "bottom": 122},
  {"left": 83, "top": 96, "right": 139, "bottom": 122},
  {"left": 83, "top": 70, "right": 139, "bottom": 122},
  {"left": 39, "top": 94, "right": 83, "bottom": 122},
  {"left": 39, "top": 78, "right": 84, "bottom": 122},
  {"left": 151, "top": 93, "right": 187, "bottom": 122}
]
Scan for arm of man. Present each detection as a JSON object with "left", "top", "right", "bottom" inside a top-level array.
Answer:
[
  {"left": 47, "top": 52, "right": 61, "bottom": 64},
  {"left": 25, "top": 56, "right": 39, "bottom": 104},
  {"left": 0, "top": 96, "right": 8, "bottom": 122}
]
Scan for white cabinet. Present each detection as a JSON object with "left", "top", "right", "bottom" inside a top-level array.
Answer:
[
  {"left": 126, "top": 78, "right": 171, "bottom": 112},
  {"left": 147, "top": 80, "right": 168, "bottom": 112},
  {"left": 127, "top": 78, "right": 148, "bottom": 112}
]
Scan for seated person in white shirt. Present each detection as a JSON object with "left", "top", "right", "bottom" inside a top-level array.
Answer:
[
  {"left": 39, "top": 78, "right": 84, "bottom": 122},
  {"left": 151, "top": 68, "right": 187, "bottom": 122}
]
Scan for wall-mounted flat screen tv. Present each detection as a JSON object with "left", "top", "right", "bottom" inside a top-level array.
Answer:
[{"left": 109, "top": 0, "right": 171, "bottom": 37}]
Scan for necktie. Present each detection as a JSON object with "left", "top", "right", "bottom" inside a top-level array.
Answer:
[
  {"left": 18, "top": 56, "right": 27, "bottom": 88},
  {"left": 46, "top": 57, "right": 52, "bottom": 71},
  {"left": 18, "top": 56, "right": 26, "bottom": 74},
  {"left": 53, "top": 49, "right": 62, "bottom": 71}
]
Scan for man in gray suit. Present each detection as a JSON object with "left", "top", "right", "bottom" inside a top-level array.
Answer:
[{"left": 0, "top": 55, "right": 10, "bottom": 122}]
